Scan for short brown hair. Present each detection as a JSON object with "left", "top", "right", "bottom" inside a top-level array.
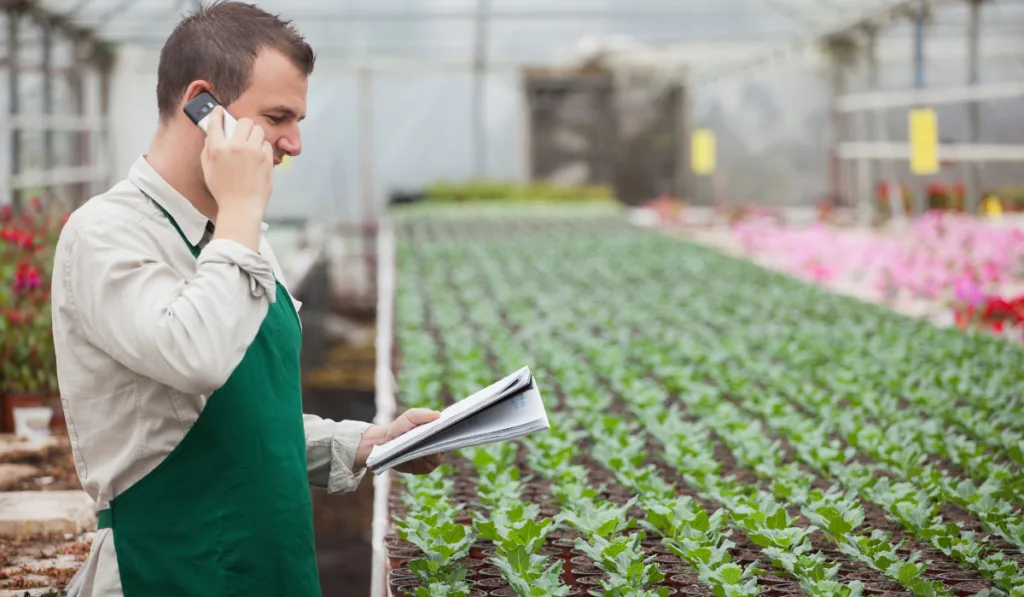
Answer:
[{"left": 155, "top": 1, "right": 315, "bottom": 122}]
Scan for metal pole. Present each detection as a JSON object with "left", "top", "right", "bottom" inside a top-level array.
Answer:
[
  {"left": 518, "top": 75, "right": 531, "bottom": 182},
  {"left": 8, "top": 10, "right": 20, "bottom": 209},
  {"left": 98, "top": 48, "right": 115, "bottom": 199},
  {"left": 67, "top": 38, "right": 87, "bottom": 204},
  {"left": 471, "top": 0, "right": 491, "bottom": 179},
  {"left": 356, "top": 66, "right": 375, "bottom": 303},
  {"left": 674, "top": 78, "right": 692, "bottom": 201},
  {"left": 359, "top": 66, "right": 374, "bottom": 221},
  {"left": 866, "top": 26, "right": 901, "bottom": 225},
  {"left": 358, "top": 66, "right": 375, "bottom": 295},
  {"left": 857, "top": 28, "right": 878, "bottom": 225},
  {"left": 42, "top": 17, "right": 54, "bottom": 199},
  {"left": 0, "top": 11, "right": 9, "bottom": 208},
  {"left": 827, "top": 39, "right": 847, "bottom": 208},
  {"left": 911, "top": 0, "right": 927, "bottom": 216},
  {"left": 914, "top": 1, "right": 926, "bottom": 89},
  {"left": 966, "top": 0, "right": 982, "bottom": 215},
  {"left": 836, "top": 82, "right": 1024, "bottom": 112}
]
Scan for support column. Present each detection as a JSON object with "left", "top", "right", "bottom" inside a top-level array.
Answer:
[
  {"left": 910, "top": 0, "right": 928, "bottom": 216},
  {"left": 825, "top": 35, "right": 856, "bottom": 210},
  {"left": 98, "top": 48, "right": 115, "bottom": 199},
  {"left": 0, "top": 11, "right": 10, "bottom": 208},
  {"left": 828, "top": 53, "right": 844, "bottom": 206},
  {"left": 42, "top": 16, "right": 55, "bottom": 199},
  {"left": 68, "top": 37, "right": 87, "bottom": 205},
  {"left": 8, "top": 10, "right": 21, "bottom": 208},
  {"left": 913, "top": 0, "right": 926, "bottom": 90},
  {"left": 359, "top": 66, "right": 375, "bottom": 222},
  {"left": 471, "top": 0, "right": 491, "bottom": 179},
  {"left": 518, "top": 73, "right": 531, "bottom": 182},
  {"left": 965, "top": 0, "right": 983, "bottom": 215},
  {"left": 855, "top": 27, "right": 878, "bottom": 225},
  {"left": 865, "top": 25, "right": 903, "bottom": 225},
  {"left": 673, "top": 77, "right": 692, "bottom": 202},
  {"left": 358, "top": 66, "right": 375, "bottom": 296}
]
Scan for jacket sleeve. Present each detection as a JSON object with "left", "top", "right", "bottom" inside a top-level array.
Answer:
[
  {"left": 62, "top": 219, "right": 277, "bottom": 396},
  {"left": 304, "top": 415, "right": 375, "bottom": 493}
]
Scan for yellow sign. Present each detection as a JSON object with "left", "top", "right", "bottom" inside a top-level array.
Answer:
[
  {"left": 909, "top": 108, "right": 938, "bottom": 174},
  {"left": 691, "top": 129, "right": 716, "bottom": 175}
]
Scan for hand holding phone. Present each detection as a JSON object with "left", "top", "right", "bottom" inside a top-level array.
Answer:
[
  {"left": 184, "top": 92, "right": 238, "bottom": 140},
  {"left": 186, "top": 93, "right": 274, "bottom": 252}
]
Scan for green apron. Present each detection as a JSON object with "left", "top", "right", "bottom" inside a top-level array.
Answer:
[{"left": 95, "top": 197, "right": 321, "bottom": 597}]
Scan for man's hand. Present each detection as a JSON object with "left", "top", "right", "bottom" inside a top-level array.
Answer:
[
  {"left": 203, "top": 106, "right": 275, "bottom": 253},
  {"left": 355, "top": 408, "right": 444, "bottom": 475}
]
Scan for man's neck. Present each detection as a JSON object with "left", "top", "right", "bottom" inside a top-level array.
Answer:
[{"left": 145, "top": 130, "right": 219, "bottom": 223}]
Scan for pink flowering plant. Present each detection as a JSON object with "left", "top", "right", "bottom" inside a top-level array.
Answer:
[
  {"left": 731, "top": 210, "right": 1024, "bottom": 340},
  {"left": 0, "top": 198, "right": 69, "bottom": 395}
]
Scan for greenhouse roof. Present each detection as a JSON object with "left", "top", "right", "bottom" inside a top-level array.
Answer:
[{"left": 11, "top": 0, "right": 1015, "bottom": 77}]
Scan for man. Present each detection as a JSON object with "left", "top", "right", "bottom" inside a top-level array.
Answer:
[{"left": 51, "top": 3, "right": 441, "bottom": 596}]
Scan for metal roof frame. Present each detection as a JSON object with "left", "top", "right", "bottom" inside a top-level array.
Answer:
[
  {"left": 15, "top": 0, "right": 1010, "bottom": 69},
  {"left": 690, "top": 0, "right": 965, "bottom": 82},
  {"left": 2, "top": 0, "right": 115, "bottom": 67}
]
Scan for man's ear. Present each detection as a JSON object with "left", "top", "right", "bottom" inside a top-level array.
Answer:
[{"left": 181, "top": 80, "right": 215, "bottom": 109}]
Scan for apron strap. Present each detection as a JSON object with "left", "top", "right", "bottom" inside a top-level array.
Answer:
[
  {"left": 95, "top": 188, "right": 199, "bottom": 534},
  {"left": 134, "top": 184, "right": 202, "bottom": 258}
]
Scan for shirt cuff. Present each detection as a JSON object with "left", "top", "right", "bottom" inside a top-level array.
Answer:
[
  {"left": 327, "top": 421, "right": 375, "bottom": 493},
  {"left": 305, "top": 418, "right": 375, "bottom": 494},
  {"left": 197, "top": 238, "right": 277, "bottom": 303}
]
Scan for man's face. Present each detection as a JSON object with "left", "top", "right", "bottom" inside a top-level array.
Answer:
[{"left": 223, "top": 49, "right": 308, "bottom": 167}]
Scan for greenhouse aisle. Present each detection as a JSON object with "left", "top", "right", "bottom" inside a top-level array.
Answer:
[{"left": 298, "top": 261, "right": 379, "bottom": 597}]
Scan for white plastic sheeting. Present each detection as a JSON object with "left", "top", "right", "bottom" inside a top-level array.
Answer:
[
  {"left": 106, "top": 46, "right": 525, "bottom": 221},
  {"left": 683, "top": 23, "right": 1024, "bottom": 207},
  {"left": 36, "top": 0, "right": 829, "bottom": 59},
  {"left": 19, "top": 0, "right": 1024, "bottom": 211}
]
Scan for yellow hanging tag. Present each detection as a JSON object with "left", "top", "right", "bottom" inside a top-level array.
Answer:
[
  {"left": 691, "top": 129, "right": 716, "bottom": 175},
  {"left": 909, "top": 108, "right": 939, "bottom": 175}
]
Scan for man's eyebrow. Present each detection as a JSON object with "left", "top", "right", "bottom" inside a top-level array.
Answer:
[{"left": 268, "top": 106, "right": 305, "bottom": 121}]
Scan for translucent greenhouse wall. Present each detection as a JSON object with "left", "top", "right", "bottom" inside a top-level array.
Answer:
[
  {"left": 107, "top": 46, "right": 525, "bottom": 223},
  {"left": 0, "top": 14, "right": 108, "bottom": 208},
  {"left": 42, "top": 0, "right": 1024, "bottom": 216},
  {"left": 687, "top": 11, "right": 1024, "bottom": 207}
]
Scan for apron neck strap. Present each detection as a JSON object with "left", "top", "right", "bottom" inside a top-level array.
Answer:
[{"left": 134, "top": 185, "right": 202, "bottom": 258}]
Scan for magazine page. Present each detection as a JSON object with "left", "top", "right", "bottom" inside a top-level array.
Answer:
[
  {"left": 366, "top": 366, "right": 533, "bottom": 469},
  {"left": 370, "top": 382, "right": 549, "bottom": 473}
]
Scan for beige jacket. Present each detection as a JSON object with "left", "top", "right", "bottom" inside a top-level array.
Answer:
[{"left": 51, "top": 155, "right": 373, "bottom": 597}]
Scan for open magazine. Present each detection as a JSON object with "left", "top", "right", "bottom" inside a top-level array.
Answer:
[{"left": 367, "top": 366, "right": 550, "bottom": 474}]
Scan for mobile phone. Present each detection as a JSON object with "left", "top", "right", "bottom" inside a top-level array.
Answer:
[{"left": 183, "top": 91, "right": 237, "bottom": 140}]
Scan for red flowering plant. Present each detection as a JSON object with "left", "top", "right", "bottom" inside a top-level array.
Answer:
[
  {"left": 977, "top": 295, "right": 1024, "bottom": 336},
  {"left": 925, "top": 180, "right": 966, "bottom": 211},
  {"left": 952, "top": 281, "right": 1024, "bottom": 339},
  {"left": 0, "top": 197, "right": 69, "bottom": 395}
]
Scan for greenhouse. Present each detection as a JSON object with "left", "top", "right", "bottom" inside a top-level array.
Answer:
[{"left": 1, "top": 0, "right": 1023, "bottom": 596}]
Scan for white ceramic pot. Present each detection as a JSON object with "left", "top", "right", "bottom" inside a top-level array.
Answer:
[{"left": 13, "top": 406, "right": 53, "bottom": 440}]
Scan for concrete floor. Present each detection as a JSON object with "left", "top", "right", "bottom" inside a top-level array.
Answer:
[
  {"left": 297, "top": 259, "right": 379, "bottom": 597},
  {"left": 306, "top": 387, "right": 376, "bottom": 597}
]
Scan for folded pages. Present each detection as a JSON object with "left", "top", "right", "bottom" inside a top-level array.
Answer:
[{"left": 367, "top": 367, "right": 550, "bottom": 474}]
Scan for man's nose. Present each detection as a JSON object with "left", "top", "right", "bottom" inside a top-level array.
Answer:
[{"left": 277, "top": 128, "right": 302, "bottom": 157}]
